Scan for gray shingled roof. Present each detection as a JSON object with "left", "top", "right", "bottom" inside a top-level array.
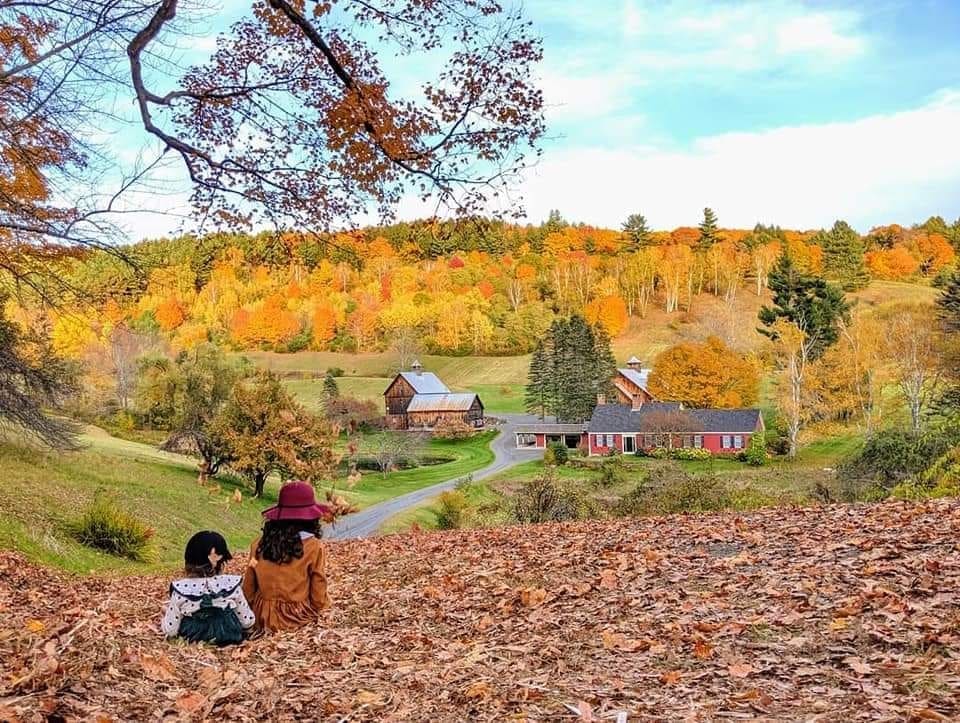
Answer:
[
  {"left": 687, "top": 408, "right": 763, "bottom": 433},
  {"left": 398, "top": 371, "right": 450, "bottom": 395},
  {"left": 588, "top": 403, "right": 761, "bottom": 434},
  {"left": 406, "top": 393, "right": 480, "bottom": 413}
]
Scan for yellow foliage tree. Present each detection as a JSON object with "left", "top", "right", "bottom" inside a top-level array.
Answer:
[
  {"left": 584, "top": 294, "right": 629, "bottom": 337},
  {"left": 647, "top": 336, "right": 759, "bottom": 408}
]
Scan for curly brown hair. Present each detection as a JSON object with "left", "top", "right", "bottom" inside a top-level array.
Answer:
[{"left": 256, "top": 519, "right": 322, "bottom": 564}]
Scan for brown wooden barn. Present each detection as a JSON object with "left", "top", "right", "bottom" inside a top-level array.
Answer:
[
  {"left": 383, "top": 361, "right": 484, "bottom": 430},
  {"left": 613, "top": 356, "right": 656, "bottom": 409}
]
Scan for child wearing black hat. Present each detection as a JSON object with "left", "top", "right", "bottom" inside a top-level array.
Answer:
[{"left": 161, "top": 531, "right": 256, "bottom": 646}]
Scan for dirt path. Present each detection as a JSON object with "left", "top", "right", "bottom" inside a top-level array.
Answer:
[{"left": 326, "top": 415, "right": 543, "bottom": 539}]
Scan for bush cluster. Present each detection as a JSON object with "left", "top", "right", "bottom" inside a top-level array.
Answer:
[
  {"left": 436, "top": 490, "right": 468, "bottom": 529},
  {"left": 543, "top": 441, "right": 569, "bottom": 466},
  {"left": 635, "top": 446, "right": 711, "bottom": 461},
  {"left": 71, "top": 497, "right": 156, "bottom": 562},
  {"left": 512, "top": 468, "right": 593, "bottom": 524}
]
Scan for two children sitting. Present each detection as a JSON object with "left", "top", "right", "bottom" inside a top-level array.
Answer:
[{"left": 161, "top": 481, "right": 330, "bottom": 645}]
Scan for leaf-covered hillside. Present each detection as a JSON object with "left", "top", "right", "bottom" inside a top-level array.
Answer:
[{"left": 3, "top": 501, "right": 959, "bottom": 720}]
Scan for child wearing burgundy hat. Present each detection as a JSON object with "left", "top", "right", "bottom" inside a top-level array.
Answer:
[
  {"left": 242, "top": 481, "right": 331, "bottom": 632},
  {"left": 161, "top": 530, "right": 256, "bottom": 645}
]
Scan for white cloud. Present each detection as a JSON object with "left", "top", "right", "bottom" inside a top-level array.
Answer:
[
  {"left": 516, "top": 89, "right": 960, "bottom": 231},
  {"left": 619, "top": 0, "right": 866, "bottom": 71}
]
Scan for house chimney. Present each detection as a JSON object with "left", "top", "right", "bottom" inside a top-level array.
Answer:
[
  {"left": 411, "top": 359, "right": 423, "bottom": 376},
  {"left": 626, "top": 355, "right": 642, "bottom": 371},
  {"left": 597, "top": 393, "right": 606, "bottom": 406},
  {"left": 631, "top": 393, "right": 644, "bottom": 411}
]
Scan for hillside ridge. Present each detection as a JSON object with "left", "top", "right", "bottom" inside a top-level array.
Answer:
[{"left": 2, "top": 500, "right": 958, "bottom": 720}]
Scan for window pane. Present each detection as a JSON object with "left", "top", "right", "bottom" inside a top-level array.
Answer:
[{"left": 734, "top": 435, "right": 743, "bottom": 448}]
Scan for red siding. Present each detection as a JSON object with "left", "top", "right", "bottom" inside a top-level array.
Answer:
[
  {"left": 587, "top": 431, "right": 754, "bottom": 455},
  {"left": 536, "top": 433, "right": 546, "bottom": 448},
  {"left": 589, "top": 433, "right": 623, "bottom": 455}
]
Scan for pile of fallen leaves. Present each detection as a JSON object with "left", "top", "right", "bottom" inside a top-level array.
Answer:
[{"left": 2, "top": 500, "right": 960, "bottom": 721}]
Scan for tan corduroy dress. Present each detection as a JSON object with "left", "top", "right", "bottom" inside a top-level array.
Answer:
[{"left": 242, "top": 535, "right": 330, "bottom": 632}]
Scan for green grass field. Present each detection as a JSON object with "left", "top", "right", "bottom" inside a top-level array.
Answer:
[
  {"left": 0, "top": 423, "right": 498, "bottom": 573},
  {"left": 338, "top": 431, "right": 496, "bottom": 508}
]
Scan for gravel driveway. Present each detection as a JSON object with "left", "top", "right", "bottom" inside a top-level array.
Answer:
[{"left": 326, "top": 414, "right": 545, "bottom": 539}]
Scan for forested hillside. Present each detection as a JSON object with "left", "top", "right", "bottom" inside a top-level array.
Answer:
[{"left": 30, "top": 212, "right": 960, "bottom": 366}]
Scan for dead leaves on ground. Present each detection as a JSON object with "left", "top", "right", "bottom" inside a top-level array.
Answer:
[{"left": 1, "top": 500, "right": 960, "bottom": 720}]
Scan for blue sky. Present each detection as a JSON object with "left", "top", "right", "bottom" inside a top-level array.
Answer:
[{"left": 113, "top": 0, "right": 960, "bottom": 239}]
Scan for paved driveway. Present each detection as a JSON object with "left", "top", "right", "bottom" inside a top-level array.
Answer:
[{"left": 325, "top": 414, "right": 544, "bottom": 539}]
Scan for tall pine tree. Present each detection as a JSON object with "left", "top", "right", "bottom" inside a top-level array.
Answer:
[
  {"left": 816, "top": 220, "right": 870, "bottom": 291},
  {"left": 622, "top": 213, "right": 652, "bottom": 248},
  {"left": 697, "top": 207, "right": 720, "bottom": 252},
  {"left": 758, "top": 253, "right": 850, "bottom": 359},
  {"left": 524, "top": 314, "right": 617, "bottom": 422}
]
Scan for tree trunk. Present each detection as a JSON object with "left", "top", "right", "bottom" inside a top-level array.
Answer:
[{"left": 254, "top": 473, "right": 266, "bottom": 497}]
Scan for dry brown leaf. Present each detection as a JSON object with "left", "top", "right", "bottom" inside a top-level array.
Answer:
[
  {"left": 464, "top": 681, "right": 493, "bottom": 700},
  {"left": 520, "top": 587, "right": 547, "bottom": 607},
  {"left": 175, "top": 691, "right": 206, "bottom": 714},
  {"left": 727, "top": 662, "right": 754, "bottom": 678},
  {"left": 139, "top": 653, "right": 176, "bottom": 682},
  {"left": 660, "top": 670, "right": 682, "bottom": 685},
  {"left": 693, "top": 640, "right": 714, "bottom": 659},
  {"left": 599, "top": 569, "right": 618, "bottom": 589}
]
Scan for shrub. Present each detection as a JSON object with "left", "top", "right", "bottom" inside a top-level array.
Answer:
[
  {"left": 546, "top": 441, "right": 568, "bottom": 466},
  {"left": 616, "top": 468, "right": 733, "bottom": 516},
  {"left": 743, "top": 433, "right": 767, "bottom": 466},
  {"left": 890, "top": 447, "right": 960, "bottom": 501},
  {"left": 838, "top": 427, "right": 959, "bottom": 497},
  {"left": 432, "top": 417, "right": 476, "bottom": 440},
  {"left": 597, "top": 454, "right": 626, "bottom": 487},
  {"left": 71, "top": 498, "right": 156, "bottom": 561},
  {"left": 512, "top": 468, "right": 592, "bottom": 524},
  {"left": 326, "top": 366, "right": 345, "bottom": 377},
  {"left": 670, "top": 447, "right": 712, "bottom": 461},
  {"left": 436, "top": 490, "right": 468, "bottom": 529},
  {"left": 637, "top": 446, "right": 669, "bottom": 459}
]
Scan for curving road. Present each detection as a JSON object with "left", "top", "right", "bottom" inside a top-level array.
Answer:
[{"left": 325, "top": 414, "right": 544, "bottom": 539}]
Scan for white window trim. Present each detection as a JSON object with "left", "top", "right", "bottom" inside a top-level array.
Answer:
[{"left": 605, "top": 433, "right": 614, "bottom": 447}]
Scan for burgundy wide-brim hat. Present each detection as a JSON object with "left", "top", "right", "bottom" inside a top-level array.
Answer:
[{"left": 262, "top": 481, "right": 330, "bottom": 521}]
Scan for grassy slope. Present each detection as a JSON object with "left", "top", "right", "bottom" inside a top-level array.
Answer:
[
  {"left": 0, "top": 431, "right": 280, "bottom": 574},
  {"left": 0, "top": 424, "right": 497, "bottom": 573}
]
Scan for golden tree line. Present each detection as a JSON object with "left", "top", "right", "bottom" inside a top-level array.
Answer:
[{"left": 21, "top": 216, "right": 956, "bottom": 365}]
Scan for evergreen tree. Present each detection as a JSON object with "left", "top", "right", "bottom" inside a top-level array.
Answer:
[
  {"left": 524, "top": 339, "right": 551, "bottom": 419},
  {"left": 697, "top": 207, "right": 720, "bottom": 252},
  {"left": 817, "top": 220, "right": 870, "bottom": 291},
  {"left": 621, "top": 213, "right": 652, "bottom": 248},
  {"left": 758, "top": 253, "right": 850, "bottom": 360},
  {"left": 744, "top": 223, "right": 786, "bottom": 249},
  {"left": 543, "top": 209, "right": 567, "bottom": 235},
  {"left": 322, "top": 372, "right": 340, "bottom": 402},
  {"left": 524, "top": 314, "right": 616, "bottom": 422}
]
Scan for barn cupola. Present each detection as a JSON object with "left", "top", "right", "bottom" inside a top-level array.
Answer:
[
  {"left": 626, "top": 355, "right": 642, "bottom": 370},
  {"left": 410, "top": 359, "right": 423, "bottom": 376}
]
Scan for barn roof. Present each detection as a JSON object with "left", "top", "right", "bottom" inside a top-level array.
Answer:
[
  {"left": 406, "top": 393, "right": 480, "bottom": 412},
  {"left": 588, "top": 403, "right": 761, "bottom": 434},
  {"left": 617, "top": 367, "right": 652, "bottom": 391},
  {"left": 397, "top": 371, "right": 450, "bottom": 395}
]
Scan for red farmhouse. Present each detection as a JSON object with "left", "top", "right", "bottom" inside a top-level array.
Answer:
[{"left": 586, "top": 402, "right": 764, "bottom": 456}]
